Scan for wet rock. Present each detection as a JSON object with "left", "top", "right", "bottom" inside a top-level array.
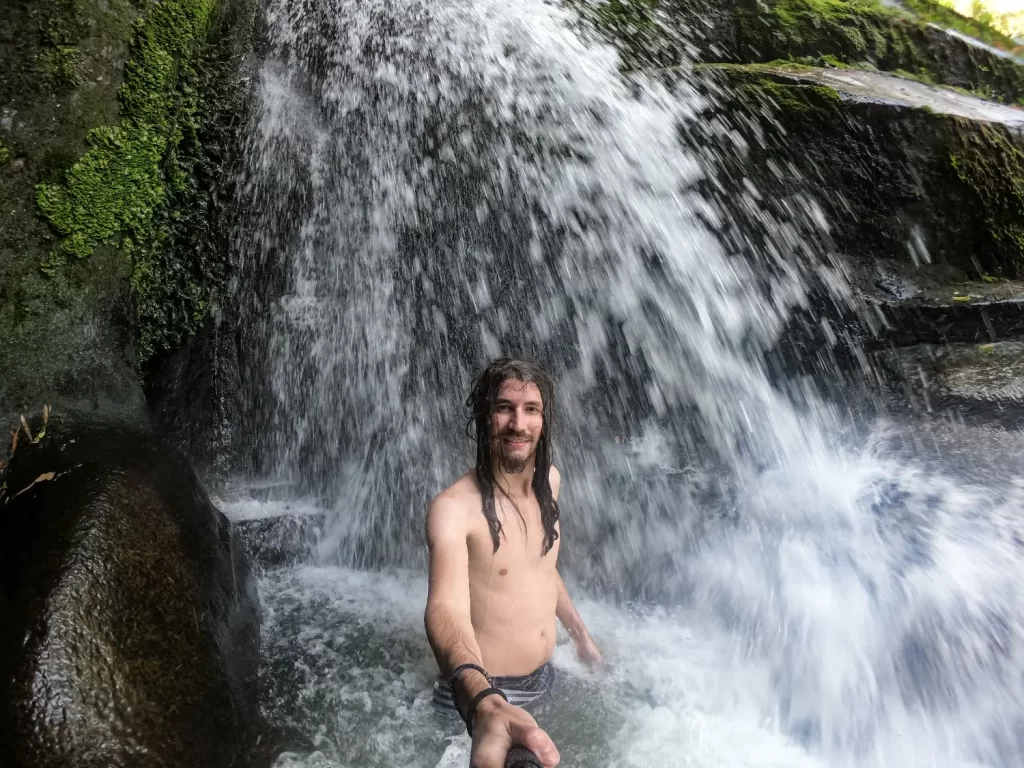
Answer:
[
  {"left": 145, "top": 311, "right": 243, "bottom": 474},
  {"left": 745, "top": 62, "right": 1024, "bottom": 121},
  {"left": 878, "top": 340, "right": 1024, "bottom": 425},
  {"left": 858, "top": 260, "right": 1024, "bottom": 345},
  {"left": 700, "top": 63, "right": 1024, "bottom": 280},
  {"left": 662, "top": 0, "right": 741, "bottom": 61},
  {"left": 215, "top": 483, "right": 326, "bottom": 571},
  {"left": 234, "top": 511, "right": 327, "bottom": 571},
  {"left": 728, "top": 0, "right": 1024, "bottom": 104},
  {"left": 0, "top": 412, "right": 266, "bottom": 768}
]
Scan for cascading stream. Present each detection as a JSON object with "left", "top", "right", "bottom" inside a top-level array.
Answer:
[{"left": 231, "top": 0, "right": 1024, "bottom": 765}]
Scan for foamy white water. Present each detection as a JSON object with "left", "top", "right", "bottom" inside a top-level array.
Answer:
[
  {"left": 254, "top": 564, "right": 831, "bottom": 768},
  {"left": 230, "top": 0, "right": 1024, "bottom": 765}
]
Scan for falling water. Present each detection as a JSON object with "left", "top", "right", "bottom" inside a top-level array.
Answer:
[{"left": 230, "top": 0, "right": 1024, "bottom": 765}]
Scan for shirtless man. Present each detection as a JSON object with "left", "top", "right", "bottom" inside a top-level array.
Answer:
[{"left": 424, "top": 358, "right": 602, "bottom": 768}]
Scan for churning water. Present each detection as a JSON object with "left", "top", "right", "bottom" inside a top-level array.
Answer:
[{"left": 231, "top": 0, "right": 1024, "bottom": 765}]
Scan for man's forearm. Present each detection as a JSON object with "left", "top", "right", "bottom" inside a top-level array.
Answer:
[
  {"left": 555, "top": 571, "right": 591, "bottom": 641},
  {"left": 425, "top": 601, "right": 484, "bottom": 674},
  {"left": 424, "top": 602, "right": 492, "bottom": 705}
]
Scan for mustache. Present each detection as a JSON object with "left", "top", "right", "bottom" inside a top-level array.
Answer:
[{"left": 498, "top": 430, "right": 533, "bottom": 440}]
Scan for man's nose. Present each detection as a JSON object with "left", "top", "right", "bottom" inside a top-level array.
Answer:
[{"left": 509, "top": 407, "right": 524, "bottom": 430}]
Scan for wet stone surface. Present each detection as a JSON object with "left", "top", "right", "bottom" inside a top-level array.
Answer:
[
  {"left": 747, "top": 63, "right": 1024, "bottom": 124},
  {"left": 216, "top": 486, "right": 327, "bottom": 571},
  {"left": 879, "top": 341, "right": 1024, "bottom": 425},
  {"left": 854, "top": 261, "right": 1024, "bottom": 346}
]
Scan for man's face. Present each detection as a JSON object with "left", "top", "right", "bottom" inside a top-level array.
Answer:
[{"left": 490, "top": 378, "right": 544, "bottom": 474}]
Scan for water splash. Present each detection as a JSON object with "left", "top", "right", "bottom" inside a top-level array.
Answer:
[
  {"left": 237, "top": 0, "right": 852, "bottom": 565},
  {"left": 232, "top": 0, "right": 1024, "bottom": 765}
]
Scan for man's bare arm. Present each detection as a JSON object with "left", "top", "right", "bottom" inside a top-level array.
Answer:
[
  {"left": 424, "top": 495, "right": 490, "bottom": 693},
  {"left": 554, "top": 571, "right": 588, "bottom": 640},
  {"left": 549, "top": 466, "right": 600, "bottom": 665}
]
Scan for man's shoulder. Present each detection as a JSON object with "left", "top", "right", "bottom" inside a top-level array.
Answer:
[
  {"left": 428, "top": 472, "right": 480, "bottom": 516},
  {"left": 425, "top": 472, "right": 481, "bottom": 544}
]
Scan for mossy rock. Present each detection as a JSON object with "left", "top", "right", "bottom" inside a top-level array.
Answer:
[
  {"left": 702, "top": 62, "right": 846, "bottom": 111},
  {"left": 1, "top": 0, "right": 143, "bottom": 417},
  {"left": 700, "top": 63, "right": 1024, "bottom": 279},
  {"left": 733, "top": 0, "right": 1024, "bottom": 105},
  {"left": 948, "top": 120, "right": 1024, "bottom": 264},
  {"left": 34, "top": 0, "right": 247, "bottom": 362},
  {"left": 1, "top": 0, "right": 257, "bottom": 419}
]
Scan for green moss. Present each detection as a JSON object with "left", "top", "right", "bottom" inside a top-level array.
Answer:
[
  {"left": 893, "top": 67, "right": 934, "bottom": 84},
  {"left": 740, "top": 0, "right": 1024, "bottom": 105},
  {"left": 35, "top": 0, "right": 219, "bottom": 361},
  {"left": 701, "top": 64, "right": 844, "bottom": 115},
  {"left": 819, "top": 53, "right": 855, "bottom": 69},
  {"left": 0, "top": 143, "right": 10, "bottom": 166},
  {"left": 764, "top": 54, "right": 857, "bottom": 69},
  {"left": 756, "top": 81, "right": 842, "bottom": 112},
  {"left": 754, "top": 0, "right": 897, "bottom": 62},
  {"left": 35, "top": 0, "right": 88, "bottom": 91},
  {"left": 37, "top": 45, "right": 84, "bottom": 90},
  {"left": 948, "top": 122, "right": 1024, "bottom": 274}
]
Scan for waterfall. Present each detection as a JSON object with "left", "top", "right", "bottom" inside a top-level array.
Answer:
[{"left": 231, "top": 0, "right": 1024, "bottom": 765}]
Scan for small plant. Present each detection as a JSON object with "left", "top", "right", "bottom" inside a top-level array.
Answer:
[
  {"left": 0, "top": 405, "right": 51, "bottom": 506},
  {"left": 0, "top": 142, "right": 11, "bottom": 165}
]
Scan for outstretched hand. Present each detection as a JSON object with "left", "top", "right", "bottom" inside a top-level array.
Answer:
[{"left": 470, "top": 696, "right": 560, "bottom": 768}]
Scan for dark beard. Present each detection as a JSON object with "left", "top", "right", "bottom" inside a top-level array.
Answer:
[
  {"left": 499, "top": 452, "right": 528, "bottom": 474},
  {"left": 495, "top": 432, "right": 533, "bottom": 474}
]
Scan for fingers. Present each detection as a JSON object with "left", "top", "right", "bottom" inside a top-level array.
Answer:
[
  {"left": 511, "top": 723, "right": 560, "bottom": 767},
  {"left": 470, "top": 711, "right": 560, "bottom": 768},
  {"left": 470, "top": 733, "right": 512, "bottom": 768}
]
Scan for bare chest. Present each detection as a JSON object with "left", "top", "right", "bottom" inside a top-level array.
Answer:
[{"left": 467, "top": 498, "right": 558, "bottom": 585}]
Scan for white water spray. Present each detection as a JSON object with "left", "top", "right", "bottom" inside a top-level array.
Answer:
[{"left": 232, "top": 0, "right": 1024, "bottom": 765}]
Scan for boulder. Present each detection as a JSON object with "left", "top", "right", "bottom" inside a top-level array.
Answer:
[{"left": 0, "top": 411, "right": 265, "bottom": 768}]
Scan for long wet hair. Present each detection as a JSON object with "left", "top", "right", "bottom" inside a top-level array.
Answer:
[{"left": 465, "top": 358, "right": 560, "bottom": 555}]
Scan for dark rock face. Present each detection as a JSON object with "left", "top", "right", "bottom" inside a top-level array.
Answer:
[
  {"left": 701, "top": 64, "right": 1024, "bottom": 280},
  {"left": 0, "top": 413, "right": 264, "bottom": 768},
  {"left": 234, "top": 511, "right": 327, "bottom": 572},
  {"left": 146, "top": 312, "right": 243, "bottom": 475}
]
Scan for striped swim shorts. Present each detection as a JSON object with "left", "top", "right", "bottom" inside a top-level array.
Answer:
[{"left": 431, "top": 662, "right": 556, "bottom": 716}]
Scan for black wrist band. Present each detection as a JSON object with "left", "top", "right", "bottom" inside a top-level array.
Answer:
[
  {"left": 449, "top": 663, "right": 489, "bottom": 687},
  {"left": 449, "top": 663, "right": 490, "bottom": 725},
  {"left": 465, "top": 686, "right": 508, "bottom": 737}
]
